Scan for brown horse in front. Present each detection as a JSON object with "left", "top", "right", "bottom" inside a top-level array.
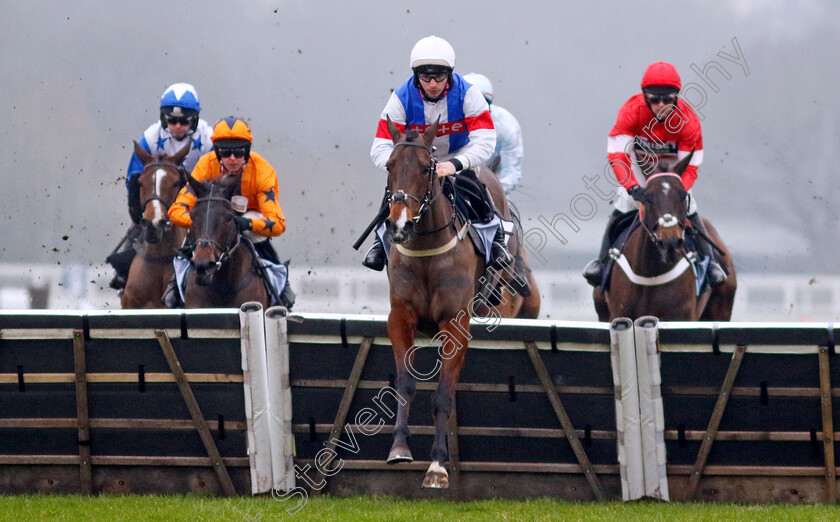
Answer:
[
  {"left": 594, "top": 154, "right": 736, "bottom": 321},
  {"left": 121, "top": 141, "right": 189, "bottom": 309},
  {"left": 180, "top": 174, "right": 268, "bottom": 309},
  {"left": 383, "top": 118, "right": 539, "bottom": 489}
]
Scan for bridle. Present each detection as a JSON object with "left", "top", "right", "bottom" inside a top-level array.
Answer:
[
  {"left": 387, "top": 141, "right": 454, "bottom": 235},
  {"left": 184, "top": 193, "right": 241, "bottom": 269},
  {"left": 140, "top": 161, "right": 186, "bottom": 214},
  {"left": 638, "top": 174, "right": 687, "bottom": 254}
]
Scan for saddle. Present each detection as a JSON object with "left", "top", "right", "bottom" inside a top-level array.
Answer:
[
  {"left": 446, "top": 177, "right": 531, "bottom": 303},
  {"left": 600, "top": 211, "right": 642, "bottom": 290}
]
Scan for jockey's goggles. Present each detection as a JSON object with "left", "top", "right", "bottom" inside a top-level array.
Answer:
[
  {"left": 166, "top": 115, "right": 195, "bottom": 126},
  {"left": 417, "top": 72, "right": 449, "bottom": 83},
  {"left": 216, "top": 146, "right": 248, "bottom": 159},
  {"left": 644, "top": 92, "right": 678, "bottom": 104}
]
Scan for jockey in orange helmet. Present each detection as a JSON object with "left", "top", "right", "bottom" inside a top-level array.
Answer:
[
  {"left": 162, "top": 117, "right": 292, "bottom": 308},
  {"left": 582, "top": 62, "right": 727, "bottom": 288}
]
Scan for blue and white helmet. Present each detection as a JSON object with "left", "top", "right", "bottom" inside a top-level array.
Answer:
[{"left": 159, "top": 83, "right": 200, "bottom": 131}]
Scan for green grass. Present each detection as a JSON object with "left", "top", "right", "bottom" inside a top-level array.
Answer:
[{"left": 1, "top": 495, "right": 840, "bottom": 521}]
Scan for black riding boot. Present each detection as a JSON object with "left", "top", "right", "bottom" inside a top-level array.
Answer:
[
  {"left": 490, "top": 225, "right": 513, "bottom": 269},
  {"left": 688, "top": 213, "right": 727, "bottom": 288},
  {"left": 161, "top": 273, "right": 182, "bottom": 308},
  {"left": 279, "top": 281, "right": 296, "bottom": 310},
  {"left": 254, "top": 239, "right": 281, "bottom": 265},
  {"left": 363, "top": 235, "right": 387, "bottom": 271},
  {"left": 107, "top": 249, "right": 135, "bottom": 290},
  {"left": 582, "top": 212, "right": 619, "bottom": 287}
]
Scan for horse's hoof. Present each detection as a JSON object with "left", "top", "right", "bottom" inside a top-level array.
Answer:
[
  {"left": 387, "top": 446, "right": 413, "bottom": 464},
  {"left": 421, "top": 471, "right": 449, "bottom": 489},
  {"left": 421, "top": 462, "right": 449, "bottom": 489}
]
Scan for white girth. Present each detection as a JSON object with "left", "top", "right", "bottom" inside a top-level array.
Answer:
[
  {"left": 613, "top": 253, "right": 691, "bottom": 286},
  {"left": 394, "top": 222, "right": 470, "bottom": 258}
]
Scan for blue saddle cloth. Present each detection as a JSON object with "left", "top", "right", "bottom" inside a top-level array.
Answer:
[{"left": 173, "top": 256, "right": 288, "bottom": 306}]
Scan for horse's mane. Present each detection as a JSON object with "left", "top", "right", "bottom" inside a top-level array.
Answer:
[{"left": 198, "top": 173, "right": 240, "bottom": 189}]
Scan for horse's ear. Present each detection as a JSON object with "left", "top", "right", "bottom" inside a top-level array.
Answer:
[
  {"left": 187, "top": 173, "right": 206, "bottom": 198},
  {"left": 673, "top": 149, "right": 695, "bottom": 176},
  {"left": 423, "top": 117, "right": 440, "bottom": 149},
  {"left": 133, "top": 140, "right": 154, "bottom": 165},
  {"left": 168, "top": 142, "right": 191, "bottom": 166},
  {"left": 386, "top": 115, "right": 402, "bottom": 144}
]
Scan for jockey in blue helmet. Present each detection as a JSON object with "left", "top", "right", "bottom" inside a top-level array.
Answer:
[{"left": 106, "top": 83, "right": 214, "bottom": 292}]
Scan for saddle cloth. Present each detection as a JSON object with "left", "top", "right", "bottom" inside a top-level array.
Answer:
[{"left": 173, "top": 256, "right": 288, "bottom": 306}]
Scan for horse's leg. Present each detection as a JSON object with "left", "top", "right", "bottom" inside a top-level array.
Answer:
[
  {"left": 516, "top": 254, "right": 541, "bottom": 319},
  {"left": 593, "top": 286, "right": 610, "bottom": 322},
  {"left": 121, "top": 258, "right": 147, "bottom": 309},
  {"left": 701, "top": 267, "right": 737, "bottom": 320},
  {"left": 423, "top": 316, "right": 470, "bottom": 489},
  {"left": 700, "top": 221, "right": 737, "bottom": 321},
  {"left": 387, "top": 304, "right": 418, "bottom": 464}
]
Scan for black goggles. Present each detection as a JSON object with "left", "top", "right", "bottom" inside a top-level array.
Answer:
[
  {"left": 644, "top": 92, "right": 678, "bottom": 104},
  {"left": 166, "top": 116, "right": 195, "bottom": 126},
  {"left": 417, "top": 72, "right": 449, "bottom": 83},
  {"left": 217, "top": 146, "right": 248, "bottom": 159}
]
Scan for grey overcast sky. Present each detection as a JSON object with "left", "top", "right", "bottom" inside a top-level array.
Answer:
[{"left": 1, "top": 0, "right": 838, "bottom": 274}]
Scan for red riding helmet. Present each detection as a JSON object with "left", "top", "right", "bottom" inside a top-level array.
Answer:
[{"left": 641, "top": 62, "right": 681, "bottom": 91}]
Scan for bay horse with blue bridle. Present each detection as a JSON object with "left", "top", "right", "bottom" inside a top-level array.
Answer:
[
  {"left": 595, "top": 153, "right": 736, "bottom": 321},
  {"left": 383, "top": 118, "right": 539, "bottom": 489},
  {"left": 121, "top": 141, "right": 189, "bottom": 309},
  {"left": 179, "top": 174, "right": 269, "bottom": 309}
]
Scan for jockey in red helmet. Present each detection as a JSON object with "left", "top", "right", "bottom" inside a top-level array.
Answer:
[{"left": 582, "top": 62, "right": 727, "bottom": 289}]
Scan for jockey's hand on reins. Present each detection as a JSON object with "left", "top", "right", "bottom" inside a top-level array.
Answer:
[
  {"left": 234, "top": 216, "right": 252, "bottom": 231},
  {"left": 436, "top": 161, "right": 456, "bottom": 178}
]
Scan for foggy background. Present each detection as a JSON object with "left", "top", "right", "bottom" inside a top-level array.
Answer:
[{"left": 1, "top": 1, "right": 838, "bottom": 316}]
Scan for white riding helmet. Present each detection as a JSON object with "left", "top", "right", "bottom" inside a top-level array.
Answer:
[
  {"left": 463, "top": 73, "right": 494, "bottom": 104},
  {"left": 410, "top": 35, "right": 456, "bottom": 70}
]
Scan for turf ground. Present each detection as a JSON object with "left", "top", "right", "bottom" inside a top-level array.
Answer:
[{"left": 3, "top": 495, "right": 840, "bottom": 522}]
